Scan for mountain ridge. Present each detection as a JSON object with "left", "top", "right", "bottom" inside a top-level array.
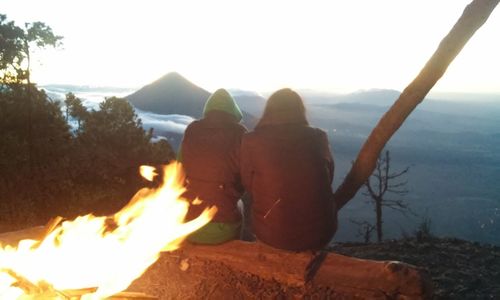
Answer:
[{"left": 126, "top": 72, "right": 210, "bottom": 118}]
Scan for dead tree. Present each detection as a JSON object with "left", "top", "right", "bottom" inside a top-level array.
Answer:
[
  {"left": 349, "top": 219, "right": 376, "bottom": 243},
  {"left": 334, "top": 0, "right": 499, "bottom": 210},
  {"left": 363, "top": 150, "right": 412, "bottom": 242}
]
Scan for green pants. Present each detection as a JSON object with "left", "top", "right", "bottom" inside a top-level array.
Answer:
[{"left": 187, "top": 221, "right": 241, "bottom": 245}]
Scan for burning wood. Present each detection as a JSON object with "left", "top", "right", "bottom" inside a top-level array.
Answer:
[{"left": 0, "top": 162, "right": 216, "bottom": 299}]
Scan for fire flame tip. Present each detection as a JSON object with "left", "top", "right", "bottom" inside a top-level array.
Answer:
[{"left": 139, "top": 165, "right": 158, "bottom": 182}]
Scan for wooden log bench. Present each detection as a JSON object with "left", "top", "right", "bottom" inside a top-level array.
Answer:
[{"left": 0, "top": 226, "right": 432, "bottom": 299}]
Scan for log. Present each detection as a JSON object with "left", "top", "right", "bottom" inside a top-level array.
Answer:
[
  {"left": 0, "top": 225, "right": 45, "bottom": 246},
  {"left": 1, "top": 227, "right": 432, "bottom": 299}
]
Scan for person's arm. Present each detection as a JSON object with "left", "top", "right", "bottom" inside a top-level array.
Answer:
[
  {"left": 319, "top": 130, "right": 338, "bottom": 235},
  {"left": 233, "top": 126, "right": 248, "bottom": 195},
  {"left": 240, "top": 135, "right": 253, "bottom": 192},
  {"left": 320, "top": 130, "right": 334, "bottom": 184}
]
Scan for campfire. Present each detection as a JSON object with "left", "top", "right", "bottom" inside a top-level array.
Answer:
[{"left": 0, "top": 162, "right": 217, "bottom": 299}]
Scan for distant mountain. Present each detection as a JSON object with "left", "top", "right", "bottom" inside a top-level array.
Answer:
[
  {"left": 228, "top": 89, "right": 266, "bottom": 116},
  {"left": 126, "top": 72, "right": 259, "bottom": 128},
  {"left": 339, "top": 89, "right": 401, "bottom": 106},
  {"left": 126, "top": 72, "right": 210, "bottom": 118},
  {"left": 302, "top": 88, "right": 500, "bottom": 120},
  {"left": 300, "top": 89, "right": 400, "bottom": 106}
]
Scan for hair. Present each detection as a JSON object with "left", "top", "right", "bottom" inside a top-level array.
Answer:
[{"left": 256, "top": 88, "right": 308, "bottom": 128}]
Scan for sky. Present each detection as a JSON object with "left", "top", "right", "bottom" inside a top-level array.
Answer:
[{"left": 2, "top": 0, "right": 500, "bottom": 94}]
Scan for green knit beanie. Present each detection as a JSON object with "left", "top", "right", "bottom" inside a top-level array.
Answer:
[{"left": 203, "top": 88, "right": 243, "bottom": 122}]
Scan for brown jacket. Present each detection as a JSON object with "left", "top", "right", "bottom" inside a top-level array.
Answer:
[
  {"left": 181, "top": 110, "right": 247, "bottom": 222},
  {"left": 241, "top": 123, "right": 336, "bottom": 251}
]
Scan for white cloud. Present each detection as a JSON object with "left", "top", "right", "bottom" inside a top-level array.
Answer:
[{"left": 139, "top": 112, "right": 195, "bottom": 134}]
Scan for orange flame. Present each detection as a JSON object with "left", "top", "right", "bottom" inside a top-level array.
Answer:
[
  {"left": 139, "top": 165, "right": 158, "bottom": 182},
  {"left": 0, "top": 162, "right": 216, "bottom": 299}
]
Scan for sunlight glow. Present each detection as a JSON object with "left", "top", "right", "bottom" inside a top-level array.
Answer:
[{"left": 3, "top": 0, "right": 499, "bottom": 93}]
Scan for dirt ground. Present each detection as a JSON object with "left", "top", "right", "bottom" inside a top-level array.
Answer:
[{"left": 330, "top": 237, "right": 500, "bottom": 299}]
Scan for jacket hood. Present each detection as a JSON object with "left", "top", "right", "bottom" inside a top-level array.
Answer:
[
  {"left": 255, "top": 88, "right": 308, "bottom": 128},
  {"left": 256, "top": 110, "right": 308, "bottom": 128},
  {"left": 203, "top": 88, "right": 243, "bottom": 122}
]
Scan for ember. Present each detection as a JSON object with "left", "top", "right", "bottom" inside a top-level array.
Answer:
[{"left": 0, "top": 162, "right": 217, "bottom": 299}]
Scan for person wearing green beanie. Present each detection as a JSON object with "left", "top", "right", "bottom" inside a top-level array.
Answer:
[{"left": 178, "top": 88, "right": 247, "bottom": 244}]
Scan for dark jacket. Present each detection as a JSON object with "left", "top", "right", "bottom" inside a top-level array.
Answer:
[
  {"left": 240, "top": 123, "right": 336, "bottom": 251},
  {"left": 180, "top": 89, "right": 247, "bottom": 223}
]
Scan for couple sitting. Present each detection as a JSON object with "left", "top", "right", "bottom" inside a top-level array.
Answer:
[{"left": 179, "top": 88, "right": 336, "bottom": 252}]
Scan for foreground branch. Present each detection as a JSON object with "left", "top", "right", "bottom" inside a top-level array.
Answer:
[{"left": 334, "top": 0, "right": 499, "bottom": 209}]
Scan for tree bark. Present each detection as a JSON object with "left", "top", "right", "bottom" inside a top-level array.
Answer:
[{"left": 334, "top": 0, "right": 500, "bottom": 209}]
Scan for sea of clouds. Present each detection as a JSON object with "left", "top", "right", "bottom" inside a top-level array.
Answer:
[{"left": 42, "top": 85, "right": 194, "bottom": 136}]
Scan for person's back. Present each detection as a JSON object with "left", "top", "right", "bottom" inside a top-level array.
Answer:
[
  {"left": 240, "top": 88, "right": 336, "bottom": 251},
  {"left": 180, "top": 88, "right": 247, "bottom": 244}
]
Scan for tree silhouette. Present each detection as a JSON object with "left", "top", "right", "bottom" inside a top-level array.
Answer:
[
  {"left": 363, "top": 150, "right": 412, "bottom": 242},
  {"left": 349, "top": 219, "right": 376, "bottom": 243},
  {"left": 64, "top": 92, "right": 88, "bottom": 131},
  {"left": 1, "top": 14, "right": 63, "bottom": 202},
  {"left": 0, "top": 84, "right": 71, "bottom": 222},
  {"left": 0, "top": 14, "right": 62, "bottom": 84}
]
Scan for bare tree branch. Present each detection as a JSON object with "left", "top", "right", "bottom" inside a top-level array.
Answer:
[
  {"left": 364, "top": 177, "right": 378, "bottom": 199},
  {"left": 350, "top": 218, "right": 377, "bottom": 243},
  {"left": 334, "top": 0, "right": 499, "bottom": 209},
  {"left": 387, "top": 189, "right": 409, "bottom": 195},
  {"left": 388, "top": 167, "right": 410, "bottom": 179},
  {"left": 388, "top": 181, "right": 408, "bottom": 189}
]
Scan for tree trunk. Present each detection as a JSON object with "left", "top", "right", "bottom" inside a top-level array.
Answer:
[
  {"left": 376, "top": 198, "right": 383, "bottom": 242},
  {"left": 334, "top": 0, "right": 499, "bottom": 209}
]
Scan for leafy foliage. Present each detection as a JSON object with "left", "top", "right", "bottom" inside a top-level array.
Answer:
[
  {"left": 1, "top": 86, "right": 174, "bottom": 229},
  {"left": 0, "top": 14, "right": 62, "bottom": 84},
  {"left": 1, "top": 90, "right": 176, "bottom": 228},
  {"left": 64, "top": 92, "right": 87, "bottom": 131},
  {"left": 0, "top": 84, "right": 71, "bottom": 225},
  {"left": 70, "top": 97, "right": 175, "bottom": 214}
]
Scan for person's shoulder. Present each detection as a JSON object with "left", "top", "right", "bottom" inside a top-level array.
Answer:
[
  {"left": 186, "top": 119, "right": 200, "bottom": 129},
  {"left": 184, "top": 119, "right": 202, "bottom": 133},
  {"left": 304, "top": 126, "right": 329, "bottom": 141}
]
